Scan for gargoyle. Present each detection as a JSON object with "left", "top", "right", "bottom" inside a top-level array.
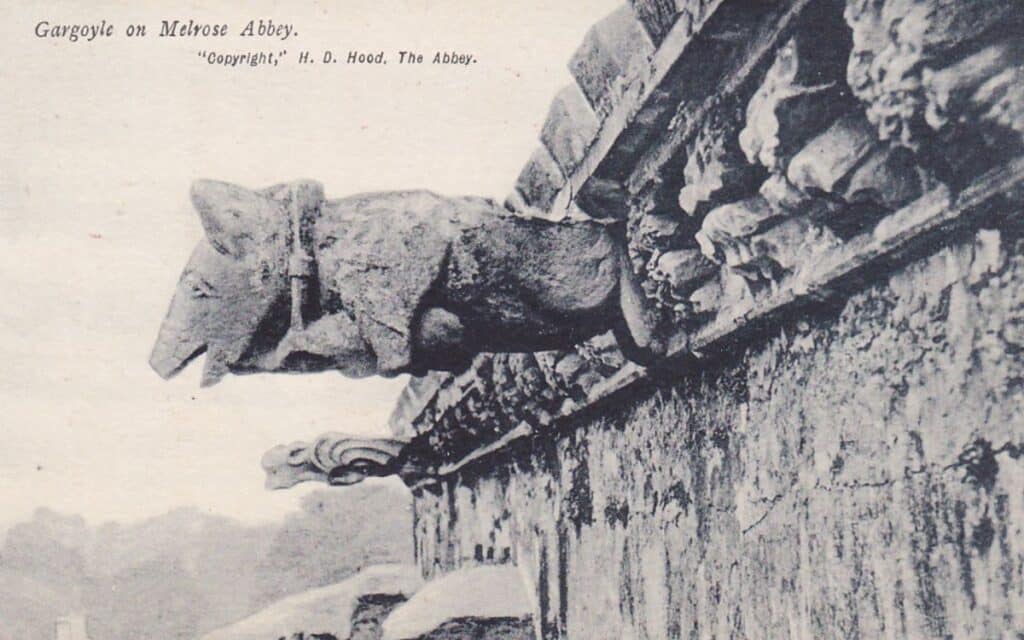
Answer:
[
  {"left": 261, "top": 433, "right": 433, "bottom": 489},
  {"left": 149, "top": 179, "right": 664, "bottom": 386}
]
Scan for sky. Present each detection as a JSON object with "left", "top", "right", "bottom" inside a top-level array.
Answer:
[{"left": 0, "top": 0, "right": 620, "bottom": 529}]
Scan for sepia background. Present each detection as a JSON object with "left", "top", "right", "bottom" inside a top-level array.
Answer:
[{"left": 0, "top": 0, "right": 618, "bottom": 529}]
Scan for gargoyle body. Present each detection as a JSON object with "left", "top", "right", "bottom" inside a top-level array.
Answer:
[
  {"left": 150, "top": 180, "right": 662, "bottom": 386},
  {"left": 261, "top": 433, "right": 432, "bottom": 489}
]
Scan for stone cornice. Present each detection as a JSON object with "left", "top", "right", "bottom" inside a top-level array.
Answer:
[{"left": 391, "top": 0, "right": 1024, "bottom": 466}]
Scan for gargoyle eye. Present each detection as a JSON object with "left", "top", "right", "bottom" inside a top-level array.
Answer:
[
  {"left": 186, "top": 274, "right": 218, "bottom": 299},
  {"left": 287, "top": 445, "right": 311, "bottom": 466}
]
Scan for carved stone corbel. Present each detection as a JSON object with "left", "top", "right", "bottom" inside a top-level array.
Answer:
[
  {"left": 787, "top": 111, "right": 880, "bottom": 195},
  {"left": 841, "top": 144, "right": 933, "bottom": 210},
  {"left": 695, "top": 190, "right": 841, "bottom": 292},
  {"left": 695, "top": 196, "right": 782, "bottom": 276},
  {"left": 739, "top": 36, "right": 852, "bottom": 173}
]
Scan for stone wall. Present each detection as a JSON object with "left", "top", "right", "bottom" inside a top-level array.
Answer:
[
  {"left": 390, "top": 0, "right": 1024, "bottom": 637},
  {"left": 411, "top": 224, "right": 1024, "bottom": 639}
]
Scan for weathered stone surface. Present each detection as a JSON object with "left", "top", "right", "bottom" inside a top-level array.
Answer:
[
  {"left": 618, "top": 256, "right": 673, "bottom": 358},
  {"left": 922, "top": 41, "right": 1020, "bottom": 130},
  {"left": 730, "top": 217, "right": 840, "bottom": 286},
  {"left": 628, "top": 0, "right": 680, "bottom": 45},
  {"left": 414, "top": 227, "right": 1024, "bottom": 639},
  {"left": 844, "top": 0, "right": 1020, "bottom": 146},
  {"left": 393, "top": 334, "right": 640, "bottom": 465},
  {"left": 739, "top": 36, "right": 850, "bottom": 172},
  {"left": 922, "top": 40, "right": 1024, "bottom": 143},
  {"left": 697, "top": 193, "right": 840, "bottom": 290},
  {"left": 625, "top": 208, "right": 716, "bottom": 317},
  {"left": 841, "top": 143, "right": 932, "bottom": 211},
  {"left": 540, "top": 84, "right": 601, "bottom": 176},
  {"left": 502, "top": 188, "right": 530, "bottom": 215},
  {"left": 568, "top": 5, "right": 655, "bottom": 120},
  {"left": 973, "top": 66, "right": 1024, "bottom": 140},
  {"left": 787, "top": 111, "right": 879, "bottom": 194},
  {"left": 757, "top": 173, "right": 822, "bottom": 218},
  {"left": 678, "top": 122, "right": 761, "bottom": 218},
  {"left": 633, "top": 210, "right": 684, "bottom": 258},
  {"left": 150, "top": 181, "right": 665, "bottom": 387},
  {"left": 695, "top": 196, "right": 782, "bottom": 266},
  {"left": 381, "top": 566, "right": 534, "bottom": 640},
  {"left": 646, "top": 248, "right": 718, "bottom": 309},
  {"left": 201, "top": 565, "right": 422, "bottom": 640},
  {"left": 148, "top": 180, "right": 307, "bottom": 387},
  {"left": 512, "top": 146, "right": 566, "bottom": 212},
  {"left": 389, "top": 373, "right": 451, "bottom": 439}
]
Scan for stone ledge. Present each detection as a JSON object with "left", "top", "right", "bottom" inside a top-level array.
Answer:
[{"left": 397, "top": 155, "right": 1024, "bottom": 475}]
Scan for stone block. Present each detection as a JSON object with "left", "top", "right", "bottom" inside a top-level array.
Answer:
[
  {"left": 540, "top": 84, "right": 601, "bottom": 175},
  {"left": 569, "top": 4, "right": 655, "bottom": 120},
  {"left": 512, "top": 146, "right": 566, "bottom": 212},
  {"left": 629, "top": 0, "right": 680, "bottom": 45}
]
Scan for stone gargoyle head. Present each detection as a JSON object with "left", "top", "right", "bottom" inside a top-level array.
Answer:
[
  {"left": 261, "top": 433, "right": 428, "bottom": 489},
  {"left": 149, "top": 180, "right": 325, "bottom": 387}
]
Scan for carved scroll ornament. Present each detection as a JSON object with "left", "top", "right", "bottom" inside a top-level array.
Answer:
[{"left": 261, "top": 433, "right": 434, "bottom": 489}]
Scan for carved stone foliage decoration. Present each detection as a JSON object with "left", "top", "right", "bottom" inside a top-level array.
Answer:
[
  {"left": 653, "top": 23, "right": 861, "bottom": 310},
  {"left": 845, "top": 0, "right": 1024, "bottom": 148},
  {"left": 396, "top": 331, "right": 634, "bottom": 464},
  {"left": 678, "top": 113, "right": 761, "bottom": 218},
  {"left": 678, "top": 0, "right": 1024, "bottom": 311},
  {"left": 687, "top": 33, "right": 845, "bottom": 294}
]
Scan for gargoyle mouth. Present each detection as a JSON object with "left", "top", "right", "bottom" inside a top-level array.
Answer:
[{"left": 149, "top": 342, "right": 207, "bottom": 380}]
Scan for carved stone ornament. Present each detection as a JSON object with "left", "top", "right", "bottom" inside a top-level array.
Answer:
[
  {"left": 261, "top": 433, "right": 433, "bottom": 489},
  {"left": 738, "top": 36, "right": 850, "bottom": 173},
  {"left": 678, "top": 115, "right": 761, "bottom": 218},
  {"left": 844, "top": 0, "right": 1019, "bottom": 147}
]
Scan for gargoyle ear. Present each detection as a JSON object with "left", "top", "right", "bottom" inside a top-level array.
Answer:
[{"left": 190, "top": 179, "right": 281, "bottom": 258}]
